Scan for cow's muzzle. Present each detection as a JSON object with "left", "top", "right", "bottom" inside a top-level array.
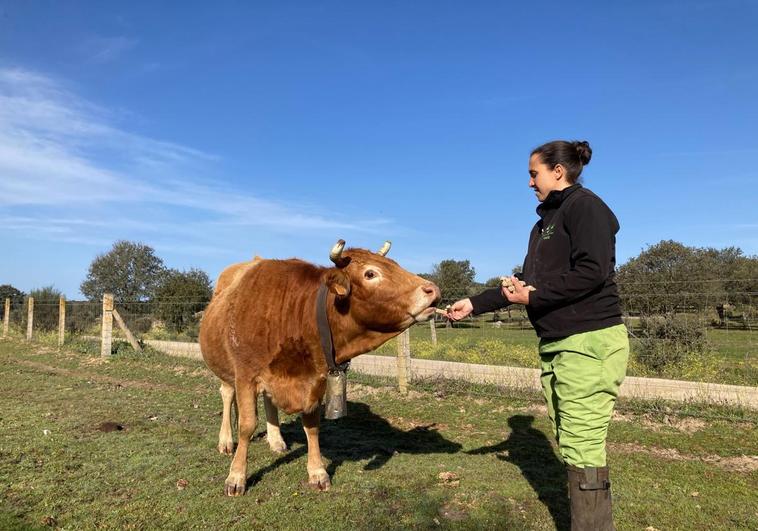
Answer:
[
  {"left": 409, "top": 282, "right": 442, "bottom": 323},
  {"left": 422, "top": 282, "right": 442, "bottom": 306}
]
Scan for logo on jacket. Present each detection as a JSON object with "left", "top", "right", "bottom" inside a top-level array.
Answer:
[{"left": 541, "top": 223, "right": 555, "bottom": 240}]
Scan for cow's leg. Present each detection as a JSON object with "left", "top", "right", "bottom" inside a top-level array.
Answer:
[
  {"left": 225, "top": 378, "right": 257, "bottom": 496},
  {"left": 301, "top": 408, "right": 330, "bottom": 491},
  {"left": 263, "top": 394, "right": 287, "bottom": 454},
  {"left": 218, "top": 381, "right": 235, "bottom": 455}
]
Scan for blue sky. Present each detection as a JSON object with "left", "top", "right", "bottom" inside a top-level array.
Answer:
[{"left": 1, "top": 1, "right": 757, "bottom": 298}]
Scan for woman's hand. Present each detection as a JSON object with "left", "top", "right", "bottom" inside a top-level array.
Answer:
[
  {"left": 447, "top": 298, "right": 473, "bottom": 321},
  {"left": 502, "top": 275, "right": 534, "bottom": 306}
]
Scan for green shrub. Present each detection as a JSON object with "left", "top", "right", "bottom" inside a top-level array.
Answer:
[
  {"left": 67, "top": 337, "right": 100, "bottom": 356},
  {"left": 152, "top": 269, "right": 212, "bottom": 333},
  {"left": 65, "top": 302, "right": 100, "bottom": 335},
  {"left": 129, "top": 316, "right": 154, "bottom": 335},
  {"left": 25, "top": 286, "right": 63, "bottom": 332},
  {"left": 635, "top": 314, "right": 708, "bottom": 373},
  {"left": 112, "top": 340, "right": 140, "bottom": 356}
]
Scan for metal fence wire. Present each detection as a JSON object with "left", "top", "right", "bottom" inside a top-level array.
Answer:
[{"left": 3, "top": 281, "right": 756, "bottom": 393}]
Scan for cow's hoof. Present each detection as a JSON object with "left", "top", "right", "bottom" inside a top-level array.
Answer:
[
  {"left": 267, "top": 436, "right": 287, "bottom": 454},
  {"left": 308, "top": 469, "right": 331, "bottom": 491},
  {"left": 224, "top": 473, "right": 246, "bottom": 496},
  {"left": 218, "top": 441, "right": 234, "bottom": 455}
]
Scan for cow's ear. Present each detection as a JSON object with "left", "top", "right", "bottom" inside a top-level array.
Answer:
[{"left": 324, "top": 270, "right": 351, "bottom": 298}]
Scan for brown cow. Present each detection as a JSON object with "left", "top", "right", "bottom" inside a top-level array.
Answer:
[{"left": 199, "top": 240, "right": 441, "bottom": 496}]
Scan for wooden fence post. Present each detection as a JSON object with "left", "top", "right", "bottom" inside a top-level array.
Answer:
[
  {"left": 2, "top": 298, "right": 9, "bottom": 338},
  {"left": 101, "top": 294, "right": 114, "bottom": 357},
  {"left": 58, "top": 296, "right": 66, "bottom": 347},
  {"left": 26, "top": 297, "right": 34, "bottom": 340},
  {"left": 396, "top": 328, "right": 411, "bottom": 394},
  {"left": 112, "top": 308, "right": 142, "bottom": 353},
  {"left": 429, "top": 318, "right": 437, "bottom": 346}
]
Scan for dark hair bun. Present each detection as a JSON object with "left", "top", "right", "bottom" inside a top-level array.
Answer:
[{"left": 573, "top": 140, "right": 592, "bottom": 166}]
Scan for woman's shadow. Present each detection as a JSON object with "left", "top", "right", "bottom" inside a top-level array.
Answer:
[{"left": 467, "top": 415, "right": 570, "bottom": 531}]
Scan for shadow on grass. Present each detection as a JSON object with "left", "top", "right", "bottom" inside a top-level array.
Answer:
[
  {"left": 467, "top": 414, "right": 570, "bottom": 531},
  {"left": 246, "top": 400, "right": 462, "bottom": 488}
]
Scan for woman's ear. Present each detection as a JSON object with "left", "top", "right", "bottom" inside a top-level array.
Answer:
[
  {"left": 324, "top": 270, "right": 351, "bottom": 298},
  {"left": 553, "top": 163, "right": 566, "bottom": 181}
]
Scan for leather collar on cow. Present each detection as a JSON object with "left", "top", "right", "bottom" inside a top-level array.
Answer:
[{"left": 316, "top": 283, "right": 350, "bottom": 374}]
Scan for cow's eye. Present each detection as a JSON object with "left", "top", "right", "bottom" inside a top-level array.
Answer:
[{"left": 364, "top": 270, "right": 377, "bottom": 280}]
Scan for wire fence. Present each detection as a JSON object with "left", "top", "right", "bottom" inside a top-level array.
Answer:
[{"left": 2, "top": 280, "right": 756, "bottom": 408}]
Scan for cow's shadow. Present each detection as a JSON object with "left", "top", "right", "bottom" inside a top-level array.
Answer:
[
  {"left": 466, "top": 415, "right": 570, "bottom": 531},
  {"left": 246, "top": 400, "right": 462, "bottom": 487}
]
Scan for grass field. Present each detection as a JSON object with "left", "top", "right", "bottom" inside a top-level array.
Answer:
[
  {"left": 408, "top": 321, "right": 757, "bottom": 361},
  {"left": 366, "top": 322, "right": 758, "bottom": 386},
  {"left": 5, "top": 314, "right": 758, "bottom": 386},
  {"left": 7, "top": 304, "right": 756, "bottom": 385},
  {"left": 1, "top": 338, "right": 756, "bottom": 530}
]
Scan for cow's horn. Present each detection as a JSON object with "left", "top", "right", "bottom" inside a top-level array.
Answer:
[
  {"left": 377, "top": 241, "right": 391, "bottom": 256},
  {"left": 330, "top": 239, "right": 346, "bottom": 264}
]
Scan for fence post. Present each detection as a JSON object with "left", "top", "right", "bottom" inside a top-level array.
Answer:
[
  {"left": 2, "top": 298, "right": 9, "bottom": 338},
  {"left": 58, "top": 296, "right": 66, "bottom": 347},
  {"left": 396, "top": 328, "right": 411, "bottom": 394},
  {"left": 112, "top": 308, "right": 142, "bottom": 352},
  {"left": 101, "top": 293, "right": 114, "bottom": 357},
  {"left": 429, "top": 318, "right": 437, "bottom": 346},
  {"left": 26, "top": 297, "right": 34, "bottom": 341}
]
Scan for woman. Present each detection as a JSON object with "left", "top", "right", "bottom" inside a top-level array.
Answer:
[{"left": 448, "top": 140, "right": 628, "bottom": 531}]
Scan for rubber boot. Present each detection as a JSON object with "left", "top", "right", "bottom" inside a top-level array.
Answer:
[{"left": 566, "top": 465, "right": 614, "bottom": 531}]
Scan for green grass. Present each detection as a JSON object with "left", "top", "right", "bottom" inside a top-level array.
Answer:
[
  {"left": 705, "top": 328, "right": 756, "bottom": 359},
  {"left": 414, "top": 323, "right": 539, "bottom": 349},
  {"left": 370, "top": 320, "right": 758, "bottom": 386},
  {"left": 8, "top": 313, "right": 758, "bottom": 386},
  {"left": 700, "top": 329, "right": 758, "bottom": 385},
  {"left": 0, "top": 339, "right": 756, "bottom": 530}
]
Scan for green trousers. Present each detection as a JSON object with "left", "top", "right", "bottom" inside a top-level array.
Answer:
[{"left": 539, "top": 324, "right": 629, "bottom": 468}]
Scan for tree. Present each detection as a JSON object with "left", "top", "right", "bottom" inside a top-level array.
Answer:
[
  {"left": 428, "top": 259, "right": 477, "bottom": 302},
  {"left": 616, "top": 240, "right": 695, "bottom": 313},
  {"left": 484, "top": 277, "right": 502, "bottom": 288},
  {"left": 153, "top": 269, "right": 213, "bottom": 333},
  {"left": 0, "top": 284, "right": 25, "bottom": 309},
  {"left": 697, "top": 247, "right": 757, "bottom": 306},
  {"left": 485, "top": 263, "right": 523, "bottom": 288},
  {"left": 616, "top": 240, "right": 758, "bottom": 314},
  {"left": 80, "top": 241, "right": 166, "bottom": 302},
  {"left": 0, "top": 284, "right": 26, "bottom": 329}
]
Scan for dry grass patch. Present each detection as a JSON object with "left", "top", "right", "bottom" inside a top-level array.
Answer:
[{"left": 610, "top": 442, "right": 758, "bottom": 473}]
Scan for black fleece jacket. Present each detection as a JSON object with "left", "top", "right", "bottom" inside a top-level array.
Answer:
[{"left": 469, "top": 184, "right": 623, "bottom": 338}]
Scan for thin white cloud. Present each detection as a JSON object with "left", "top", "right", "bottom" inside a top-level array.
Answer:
[
  {"left": 0, "top": 67, "right": 390, "bottom": 246},
  {"left": 86, "top": 36, "right": 139, "bottom": 63}
]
